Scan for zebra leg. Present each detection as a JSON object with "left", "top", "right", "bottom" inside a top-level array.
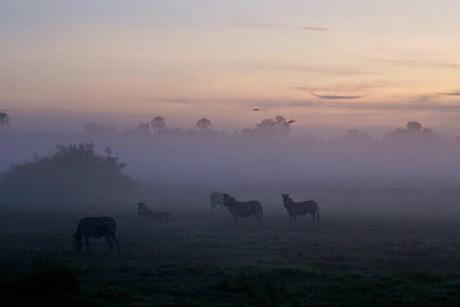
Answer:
[
  {"left": 105, "top": 235, "right": 114, "bottom": 254},
  {"left": 310, "top": 213, "right": 316, "bottom": 222},
  {"left": 112, "top": 234, "right": 121, "bottom": 255}
]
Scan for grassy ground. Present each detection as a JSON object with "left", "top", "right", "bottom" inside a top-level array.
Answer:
[{"left": 1, "top": 209, "right": 460, "bottom": 306}]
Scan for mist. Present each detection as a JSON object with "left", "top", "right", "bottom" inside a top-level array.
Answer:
[{"left": 2, "top": 114, "right": 459, "bottom": 218}]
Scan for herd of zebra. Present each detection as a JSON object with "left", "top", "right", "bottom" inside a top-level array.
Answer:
[{"left": 73, "top": 192, "right": 320, "bottom": 254}]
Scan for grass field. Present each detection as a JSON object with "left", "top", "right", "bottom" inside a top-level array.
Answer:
[{"left": 1, "top": 208, "right": 460, "bottom": 306}]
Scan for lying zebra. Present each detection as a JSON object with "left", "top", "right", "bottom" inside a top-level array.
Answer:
[
  {"left": 282, "top": 193, "right": 320, "bottom": 222},
  {"left": 137, "top": 202, "right": 175, "bottom": 222},
  {"left": 73, "top": 216, "right": 120, "bottom": 254},
  {"left": 209, "top": 192, "right": 224, "bottom": 209},
  {"left": 222, "top": 193, "right": 263, "bottom": 224}
]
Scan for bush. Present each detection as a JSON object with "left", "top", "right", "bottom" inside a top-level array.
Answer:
[{"left": 0, "top": 143, "right": 135, "bottom": 206}]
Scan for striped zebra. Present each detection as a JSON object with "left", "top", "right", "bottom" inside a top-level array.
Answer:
[
  {"left": 137, "top": 202, "right": 174, "bottom": 222},
  {"left": 282, "top": 193, "right": 320, "bottom": 223},
  {"left": 222, "top": 193, "right": 263, "bottom": 224},
  {"left": 73, "top": 217, "right": 120, "bottom": 254},
  {"left": 209, "top": 192, "right": 224, "bottom": 209}
]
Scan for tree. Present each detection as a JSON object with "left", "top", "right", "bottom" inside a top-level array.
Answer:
[
  {"left": 0, "top": 143, "right": 135, "bottom": 206},
  {"left": 406, "top": 121, "right": 423, "bottom": 131},
  {"left": 256, "top": 115, "right": 291, "bottom": 136},
  {"left": 151, "top": 116, "right": 166, "bottom": 133},
  {"left": 0, "top": 112, "right": 10, "bottom": 136},
  {"left": 196, "top": 118, "right": 213, "bottom": 133},
  {"left": 383, "top": 122, "right": 447, "bottom": 145}
]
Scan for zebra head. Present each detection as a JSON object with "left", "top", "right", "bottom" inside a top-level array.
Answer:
[
  {"left": 73, "top": 234, "right": 83, "bottom": 252},
  {"left": 282, "top": 193, "right": 292, "bottom": 207}
]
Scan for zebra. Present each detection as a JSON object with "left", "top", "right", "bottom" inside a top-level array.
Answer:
[
  {"left": 73, "top": 217, "right": 120, "bottom": 254},
  {"left": 209, "top": 192, "right": 224, "bottom": 209},
  {"left": 222, "top": 193, "right": 263, "bottom": 224},
  {"left": 282, "top": 193, "right": 320, "bottom": 223},
  {"left": 137, "top": 202, "right": 175, "bottom": 222}
]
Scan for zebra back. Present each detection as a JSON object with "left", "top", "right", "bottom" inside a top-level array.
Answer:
[{"left": 75, "top": 217, "right": 117, "bottom": 237}]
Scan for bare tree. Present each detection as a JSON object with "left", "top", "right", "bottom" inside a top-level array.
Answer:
[
  {"left": 0, "top": 112, "right": 10, "bottom": 137},
  {"left": 151, "top": 116, "right": 166, "bottom": 134},
  {"left": 196, "top": 118, "right": 213, "bottom": 133}
]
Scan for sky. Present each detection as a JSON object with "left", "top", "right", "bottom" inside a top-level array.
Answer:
[{"left": 1, "top": 0, "right": 460, "bottom": 133}]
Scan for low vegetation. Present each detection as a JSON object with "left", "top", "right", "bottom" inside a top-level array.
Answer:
[
  {"left": 1, "top": 211, "right": 460, "bottom": 306},
  {"left": 0, "top": 143, "right": 135, "bottom": 207}
]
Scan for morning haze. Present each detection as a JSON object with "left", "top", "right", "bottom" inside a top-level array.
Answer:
[{"left": 1, "top": 1, "right": 460, "bottom": 306}]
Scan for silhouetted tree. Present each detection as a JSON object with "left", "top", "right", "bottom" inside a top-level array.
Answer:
[
  {"left": 406, "top": 121, "right": 423, "bottom": 131},
  {"left": 383, "top": 122, "right": 447, "bottom": 145},
  {"left": 196, "top": 118, "right": 213, "bottom": 133},
  {"left": 0, "top": 143, "right": 135, "bottom": 206},
  {"left": 256, "top": 115, "right": 290, "bottom": 136},
  {"left": 0, "top": 112, "right": 10, "bottom": 136},
  {"left": 151, "top": 116, "right": 166, "bottom": 134}
]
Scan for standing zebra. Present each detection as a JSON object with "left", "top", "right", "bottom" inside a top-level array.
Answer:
[
  {"left": 282, "top": 193, "right": 320, "bottom": 223},
  {"left": 209, "top": 192, "right": 224, "bottom": 209},
  {"left": 73, "top": 217, "right": 120, "bottom": 254},
  {"left": 222, "top": 193, "right": 263, "bottom": 224}
]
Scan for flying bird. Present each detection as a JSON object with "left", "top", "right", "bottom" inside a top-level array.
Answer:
[
  {"left": 287, "top": 120, "right": 296, "bottom": 124},
  {"left": 252, "top": 108, "right": 261, "bottom": 111}
]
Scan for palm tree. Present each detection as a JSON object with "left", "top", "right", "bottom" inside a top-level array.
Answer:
[
  {"left": 0, "top": 112, "right": 10, "bottom": 137},
  {"left": 151, "top": 116, "right": 166, "bottom": 134},
  {"left": 196, "top": 118, "right": 213, "bottom": 133}
]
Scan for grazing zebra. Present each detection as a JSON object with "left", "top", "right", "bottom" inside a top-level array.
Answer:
[
  {"left": 73, "top": 217, "right": 120, "bottom": 254},
  {"left": 222, "top": 193, "right": 263, "bottom": 224},
  {"left": 137, "top": 202, "right": 175, "bottom": 222},
  {"left": 209, "top": 192, "right": 224, "bottom": 209},
  {"left": 282, "top": 193, "right": 320, "bottom": 222}
]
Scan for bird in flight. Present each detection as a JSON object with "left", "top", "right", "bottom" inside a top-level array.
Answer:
[
  {"left": 252, "top": 108, "right": 261, "bottom": 111},
  {"left": 287, "top": 120, "right": 296, "bottom": 124}
]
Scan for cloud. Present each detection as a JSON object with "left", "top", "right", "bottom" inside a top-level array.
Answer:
[
  {"left": 438, "top": 91, "right": 460, "bottom": 96},
  {"left": 248, "top": 62, "right": 368, "bottom": 76},
  {"left": 311, "top": 92, "right": 366, "bottom": 100},
  {"left": 303, "top": 26, "right": 330, "bottom": 32},
  {"left": 232, "top": 22, "right": 331, "bottom": 32},
  {"left": 371, "top": 58, "right": 460, "bottom": 70},
  {"left": 232, "top": 22, "right": 280, "bottom": 29},
  {"left": 293, "top": 82, "right": 388, "bottom": 94},
  {"left": 249, "top": 99, "right": 460, "bottom": 113}
]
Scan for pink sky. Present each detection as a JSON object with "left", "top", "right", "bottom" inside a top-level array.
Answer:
[{"left": 1, "top": 0, "right": 460, "bottom": 132}]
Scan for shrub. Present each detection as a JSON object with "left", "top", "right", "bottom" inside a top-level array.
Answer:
[{"left": 0, "top": 143, "right": 135, "bottom": 206}]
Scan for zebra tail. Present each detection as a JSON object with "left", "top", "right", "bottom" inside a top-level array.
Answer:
[
  {"left": 316, "top": 207, "right": 320, "bottom": 222},
  {"left": 259, "top": 205, "right": 264, "bottom": 219}
]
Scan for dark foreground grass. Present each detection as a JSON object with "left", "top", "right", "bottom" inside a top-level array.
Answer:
[{"left": 1, "top": 210, "right": 460, "bottom": 306}]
